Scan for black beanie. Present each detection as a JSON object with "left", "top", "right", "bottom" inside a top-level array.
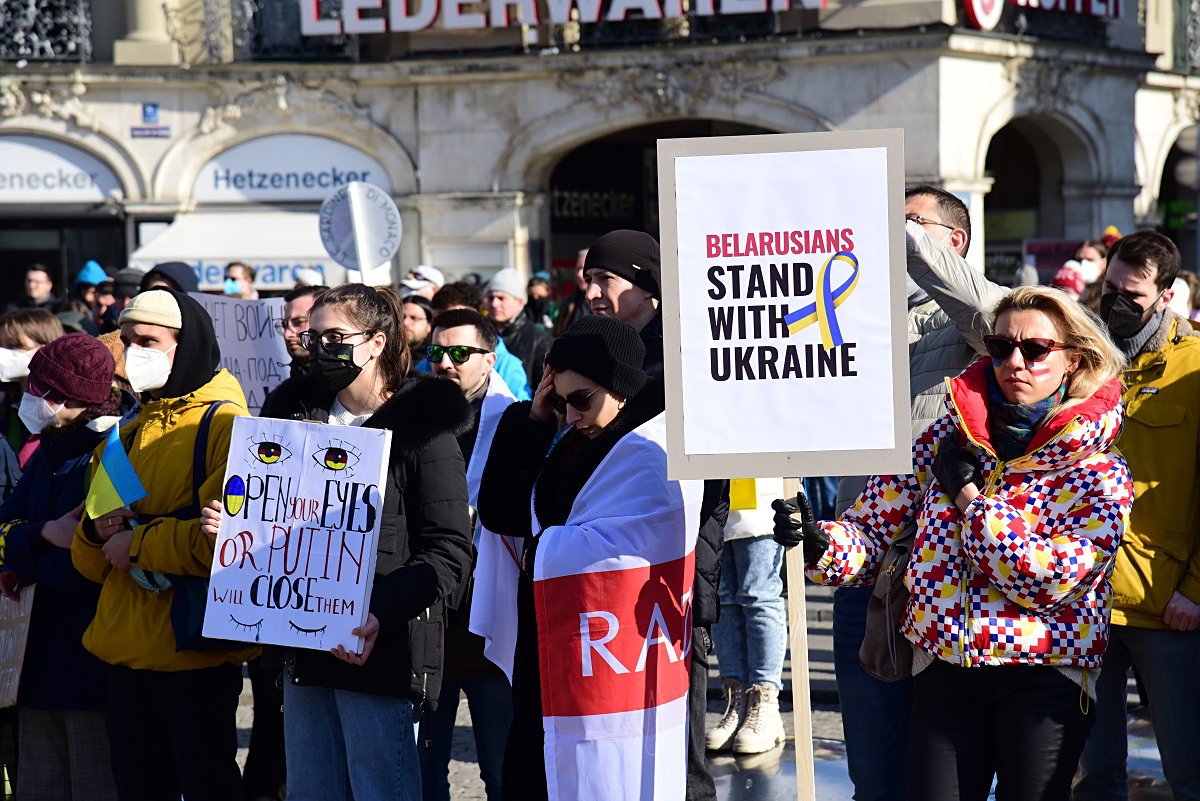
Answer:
[
  {"left": 584, "top": 230, "right": 661, "bottom": 300},
  {"left": 548, "top": 316, "right": 648, "bottom": 399}
]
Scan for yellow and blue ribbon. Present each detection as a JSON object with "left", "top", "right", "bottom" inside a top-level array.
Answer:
[{"left": 784, "top": 251, "right": 860, "bottom": 349}]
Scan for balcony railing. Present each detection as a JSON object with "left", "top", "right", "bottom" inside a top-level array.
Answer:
[{"left": 0, "top": 0, "right": 93, "bottom": 62}]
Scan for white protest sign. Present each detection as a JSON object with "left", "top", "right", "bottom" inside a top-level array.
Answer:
[
  {"left": 190, "top": 294, "right": 290, "bottom": 416},
  {"left": 319, "top": 181, "right": 402, "bottom": 287},
  {"left": 202, "top": 416, "right": 391, "bottom": 652},
  {"left": 658, "top": 130, "right": 911, "bottom": 480}
]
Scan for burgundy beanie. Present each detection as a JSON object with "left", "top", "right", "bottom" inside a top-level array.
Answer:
[{"left": 29, "top": 333, "right": 115, "bottom": 406}]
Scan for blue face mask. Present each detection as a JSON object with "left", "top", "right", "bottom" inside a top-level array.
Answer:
[{"left": 222, "top": 277, "right": 240, "bottom": 296}]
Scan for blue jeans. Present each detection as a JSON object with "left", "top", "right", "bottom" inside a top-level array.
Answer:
[
  {"left": 283, "top": 682, "right": 421, "bottom": 801},
  {"left": 419, "top": 670, "right": 513, "bottom": 801},
  {"left": 833, "top": 585, "right": 911, "bottom": 801},
  {"left": 712, "top": 536, "right": 786, "bottom": 688},
  {"left": 1074, "top": 624, "right": 1200, "bottom": 801}
]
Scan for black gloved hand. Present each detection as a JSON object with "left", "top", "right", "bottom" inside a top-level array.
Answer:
[
  {"left": 933, "top": 439, "right": 982, "bottom": 500},
  {"left": 771, "top": 493, "right": 830, "bottom": 566}
]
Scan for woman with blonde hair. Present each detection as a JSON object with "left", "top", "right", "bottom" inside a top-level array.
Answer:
[{"left": 774, "top": 287, "right": 1133, "bottom": 801}]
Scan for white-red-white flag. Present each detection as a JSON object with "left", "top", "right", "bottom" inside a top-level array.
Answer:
[{"left": 533, "top": 413, "right": 703, "bottom": 801}]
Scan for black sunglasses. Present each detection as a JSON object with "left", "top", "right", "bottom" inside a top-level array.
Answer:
[
  {"left": 550, "top": 386, "right": 602, "bottom": 414},
  {"left": 983, "top": 335, "right": 1071, "bottom": 363},
  {"left": 426, "top": 344, "right": 491, "bottom": 365}
]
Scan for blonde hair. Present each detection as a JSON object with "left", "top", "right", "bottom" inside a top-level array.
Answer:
[{"left": 988, "top": 286, "right": 1125, "bottom": 412}]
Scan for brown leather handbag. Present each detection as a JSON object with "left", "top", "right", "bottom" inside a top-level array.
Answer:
[{"left": 857, "top": 520, "right": 916, "bottom": 682}]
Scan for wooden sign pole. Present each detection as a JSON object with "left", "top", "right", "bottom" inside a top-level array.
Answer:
[{"left": 783, "top": 477, "right": 815, "bottom": 801}]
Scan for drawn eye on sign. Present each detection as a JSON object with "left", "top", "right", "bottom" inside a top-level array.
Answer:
[
  {"left": 311, "top": 438, "right": 361, "bottom": 476},
  {"left": 229, "top": 614, "right": 264, "bottom": 642},
  {"left": 246, "top": 431, "right": 294, "bottom": 466},
  {"left": 289, "top": 620, "right": 328, "bottom": 647}
]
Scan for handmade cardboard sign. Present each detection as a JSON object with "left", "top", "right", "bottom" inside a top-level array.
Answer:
[
  {"left": 202, "top": 416, "right": 391, "bottom": 653},
  {"left": 0, "top": 587, "right": 34, "bottom": 708},
  {"left": 190, "top": 293, "right": 290, "bottom": 416},
  {"left": 658, "top": 129, "right": 911, "bottom": 480}
]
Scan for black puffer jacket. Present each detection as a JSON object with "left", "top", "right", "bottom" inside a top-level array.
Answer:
[{"left": 261, "top": 372, "right": 472, "bottom": 708}]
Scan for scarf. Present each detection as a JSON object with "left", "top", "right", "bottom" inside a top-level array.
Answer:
[
  {"left": 986, "top": 370, "right": 1067, "bottom": 461},
  {"left": 1113, "top": 310, "right": 1164, "bottom": 361}
]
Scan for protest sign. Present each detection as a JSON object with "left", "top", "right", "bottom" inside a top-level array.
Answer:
[
  {"left": 0, "top": 587, "right": 34, "bottom": 708},
  {"left": 658, "top": 129, "right": 910, "bottom": 480},
  {"left": 319, "top": 181, "right": 402, "bottom": 287},
  {"left": 190, "top": 293, "right": 290, "bottom": 416},
  {"left": 202, "top": 416, "right": 391, "bottom": 653}
]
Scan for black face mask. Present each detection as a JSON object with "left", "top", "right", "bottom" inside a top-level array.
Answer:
[
  {"left": 1100, "top": 292, "right": 1158, "bottom": 340},
  {"left": 312, "top": 343, "right": 362, "bottom": 394},
  {"left": 527, "top": 297, "right": 549, "bottom": 320}
]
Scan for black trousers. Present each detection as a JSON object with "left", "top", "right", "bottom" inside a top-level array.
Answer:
[
  {"left": 106, "top": 663, "right": 243, "bottom": 801},
  {"left": 686, "top": 626, "right": 716, "bottom": 801},
  {"left": 243, "top": 649, "right": 286, "bottom": 801},
  {"left": 909, "top": 660, "right": 1094, "bottom": 801}
]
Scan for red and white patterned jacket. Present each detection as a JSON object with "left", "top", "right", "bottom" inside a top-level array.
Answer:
[{"left": 808, "top": 358, "right": 1133, "bottom": 669}]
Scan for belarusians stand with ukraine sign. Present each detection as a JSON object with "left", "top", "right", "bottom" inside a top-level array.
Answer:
[
  {"left": 659, "top": 129, "right": 912, "bottom": 480},
  {"left": 202, "top": 417, "right": 391, "bottom": 653}
]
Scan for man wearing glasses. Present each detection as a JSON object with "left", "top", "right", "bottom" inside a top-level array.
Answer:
[
  {"left": 421, "top": 309, "right": 518, "bottom": 801},
  {"left": 276, "top": 285, "right": 328, "bottom": 379}
]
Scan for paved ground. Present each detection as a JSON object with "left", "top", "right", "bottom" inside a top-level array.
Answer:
[{"left": 237, "top": 584, "right": 1171, "bottom": 800}]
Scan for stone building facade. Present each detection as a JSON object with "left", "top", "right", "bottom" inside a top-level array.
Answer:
[{"left": 0, "top": 0, "right": 1196, "bottom": 292}]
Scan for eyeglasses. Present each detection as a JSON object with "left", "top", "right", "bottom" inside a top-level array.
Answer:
[
  {"left": 550, "top": 385, "right": 602, "bottom": 414},
  {"left": 983, "top": 336, "right": 1072, "bottom": 363},
  {"left": 426, "top": 344, "right": 491, "bottom": 364},
  {"left": 299, "top": 330, "right": 372, "bottom": 354},
  {"left": 905, "top": 213, "right": 955, "bottom": 232},
  {"left": 275, "top": 316, "right": 310, "bottom": 334}
]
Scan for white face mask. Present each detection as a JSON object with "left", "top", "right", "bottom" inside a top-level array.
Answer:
[
  {"left": 0, "top": 348, "right": 33, "bottom": 382},
  {"left": 17, "top": 392, "right": 63, "bottom": 434},
  {"left": 125, "top": 344, "right": 177, "bottom": 393}
]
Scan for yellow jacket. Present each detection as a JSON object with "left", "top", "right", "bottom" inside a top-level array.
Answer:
[
  {"left": 1110, "top": 313, "right": 1200, "bottom": 628},
  {"left": 72, "top": 369, "right": 259, "bottom": 670}
]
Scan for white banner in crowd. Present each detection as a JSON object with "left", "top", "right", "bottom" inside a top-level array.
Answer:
[
  {"left": 202, "top": 416, "right": 391, "bottom": 653},
  {"left": 189, "top": 293, "right": 290, "bottom": 416},
  {"left": 658, "top": 129, "right": 911, "bottom": 480}
]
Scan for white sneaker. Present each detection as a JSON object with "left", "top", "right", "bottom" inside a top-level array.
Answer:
[
  {"left": 732, "top": 682, "right": 786, "bottom": 754},
  {"left": 705, "top": 677, "right": 747, "bottom": 752}
]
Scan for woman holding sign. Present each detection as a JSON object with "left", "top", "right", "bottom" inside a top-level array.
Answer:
[
  {"left": 204, "top": 283, "right": 473, "bottom": 801},
  {"left": 773, "top": 287, "right": 1132, "bottom": 801},
  {"left": 0, "top": 333, "right": 133, "bottom": 800},
  {"left": 478, "top": 315, "right": 703, "bottom": 801}
]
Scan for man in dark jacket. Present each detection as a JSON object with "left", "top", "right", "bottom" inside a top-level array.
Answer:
[
  {"left": 7, "top": 265, "right": 61, "bottom": 313},
  {"left": 485, "top": 268, "right": 553, "bottom": 392},
  {"left": 583, "top": 228, "right": 728, "bottom": 801},
  {"left": 420, "top": 309, "right": 515, "bottom": 801}
]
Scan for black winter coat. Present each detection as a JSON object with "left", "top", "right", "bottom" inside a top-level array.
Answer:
[
  {"left": 477, "top": 379, "right": 669, "bottom": 801},
  {"left": 0, "top": 392, "right": 137, "bottom": 710},
  {"left": 260, "top": 373, "right": 473, "bottom": 707},
  {"left": 638, "top": 310, "right": 728, "bottom": 626}
]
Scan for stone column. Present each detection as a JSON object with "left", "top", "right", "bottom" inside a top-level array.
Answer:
[{"left": 114, "top": 0, "right": 179, "bottom": 65}]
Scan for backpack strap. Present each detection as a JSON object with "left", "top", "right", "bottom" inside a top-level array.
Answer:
[{"left": 187, "top": 400, "right": 232, "bottom": 518}]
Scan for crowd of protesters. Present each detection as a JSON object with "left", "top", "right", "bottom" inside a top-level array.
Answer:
[{"left": 0, "top": 193, "right": 1193, "bottom": 801}]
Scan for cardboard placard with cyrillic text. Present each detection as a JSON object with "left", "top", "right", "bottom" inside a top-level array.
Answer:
[{"left": 189, "top": 293, "right": 290, "bottom": 416}]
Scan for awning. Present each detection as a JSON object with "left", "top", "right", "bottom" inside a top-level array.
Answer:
[{"left": 128, "top": 210, "right": 346, "bottom": 291}]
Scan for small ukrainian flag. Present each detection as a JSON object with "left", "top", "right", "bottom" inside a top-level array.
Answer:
[{"left": 85, "top": 425, "right": 148, "bottom": 519}]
